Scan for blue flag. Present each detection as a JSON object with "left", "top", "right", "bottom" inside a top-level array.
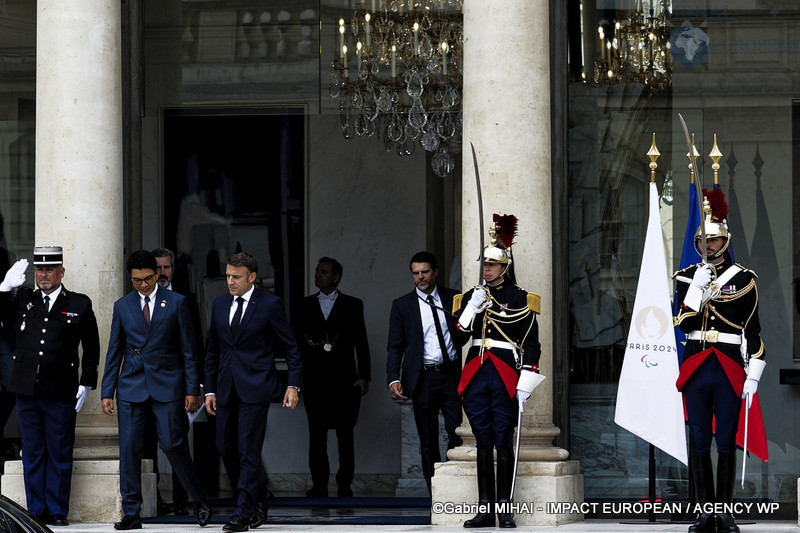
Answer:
[{"left": 673, "top": 184, "right": 700, "bottom": 363}]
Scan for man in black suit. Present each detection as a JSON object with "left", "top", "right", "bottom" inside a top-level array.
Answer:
[
  {"left": 300, "top": 257, "right": 370, "bottom": 498},
  {"left": 386, "top": 251, "right": 464, "bottom": 494},
  {"left": 205, "top": 252, "right": 302, "bottom": 533},
  {"left": 0, "top": 247, "right": 100, "bottom": 526}
]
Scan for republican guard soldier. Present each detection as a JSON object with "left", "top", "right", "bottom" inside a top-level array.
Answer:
[
  {"left": 454, "top": 215, "right": 543, "bottom": 529},
  {"left": 675, "top": 190, "right": 765, "bottom": 533}
]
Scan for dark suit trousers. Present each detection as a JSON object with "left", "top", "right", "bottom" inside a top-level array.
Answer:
[
  {"left": 17, "top": 395, "right": 76, "bottom": 516},
  {"left": 305, "top": 387, "right": 361, "bottom": 493},
  {"left": 118, "top": 398, "right": 204, "bottom": 516},
  {"left": 411, "top": 367, "right": 463, "bottom": 494},
  {"left": 215, "top": 395, "right": 269, "bottom": 519}
]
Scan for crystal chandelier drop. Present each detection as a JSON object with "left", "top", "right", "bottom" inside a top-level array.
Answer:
[
  {"left": 329, "top": 0, "right": 463, "bottom": 177},
  {"left": 593, "top": 0, "right": 672, "bottom": 91}
]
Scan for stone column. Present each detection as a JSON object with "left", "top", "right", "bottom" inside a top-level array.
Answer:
[
  {"left": 0, "top": 1, "right": 156, "bottom": 522},
  {"left": 430, "top": 0, "right": 583, "bottom": 526}
]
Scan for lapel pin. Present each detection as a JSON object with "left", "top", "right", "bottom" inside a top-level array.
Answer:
[
  {"left": 161, "top": 300, "right": 166, "bottom": 307},
  {"left": 26, "top": 303, "right": 33, "bottom": 310}
]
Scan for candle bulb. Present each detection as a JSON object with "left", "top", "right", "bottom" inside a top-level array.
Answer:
[
  {"left": 343, "top": 45, "right": 348, "bottom": 77},
  {"left": 357, "top": 41, "right": 362, "bottom": 74},
  {"left": 391, "top": 45, "right": 397, "bottom": 77},
  {"left": 365, "top": 13, "right": 371, "bottom": 46},
  {"left": 413, "top": 22, "right": 419, "bottom": 56},
  {"left": 339, "top": 20, "right": 345, "bottom": 59},
  {"left": 441, "top": 41, "right": 448, "bottom": 75}
]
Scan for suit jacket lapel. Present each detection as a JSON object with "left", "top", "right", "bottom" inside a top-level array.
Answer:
[
  {"left": 410, "top": 290, "right": 424, "bottom": 335},
  {"left": 147, "top": 288, "right": 167, "bottom": 338},
  {"left": 48, "top": 288, "right": 69, "bottom": 317}
]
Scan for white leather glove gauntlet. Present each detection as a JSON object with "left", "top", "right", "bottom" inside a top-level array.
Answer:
[
  {"left": 741, "top": 359, "right": 765, "bottom": 409},
  {"left": 75, "top": 385, "right": 92, "bottom": 412},
  {"left": 516, "top": 369, "right": 546, "bottom": 411},
  {"left": 457, "top": 287, "right": 490, "bottom": 331},
  {"left": 684, "top": 263, "right": 713, "bottom": 312},
  {"left": 0, "top": 259, "right": 28, "bottom": 292}
]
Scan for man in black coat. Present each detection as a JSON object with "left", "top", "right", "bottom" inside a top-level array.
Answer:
[
  {"left": 0, "top": 247, "right": 100, "bottom": 526},
  {"left": 386, "top": 251, "right": 464, "bottom": 495},
  {"left": 300, "top": 257, "right": 371, "bottom": 498}
]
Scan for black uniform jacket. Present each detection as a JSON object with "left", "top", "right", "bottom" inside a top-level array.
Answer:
[
  {"left": 455, "top": 283, "right": 540, "bottom": 398},
  {"left": 299, "top": 291, "right": 371, "bottom": 425},
  {"left": 674, "top": 261, "right": 764, "bottom": 393},
  {"left": 1, "top": 286, "right": 100, "bottom": 401}
]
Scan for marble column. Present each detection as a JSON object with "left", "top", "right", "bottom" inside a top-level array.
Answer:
[
  {"left": 0, "top": 1, "right": 154, "bottom": 523},
  {"left": 430, "top": 0, "right": 583, "bottom": 526}
]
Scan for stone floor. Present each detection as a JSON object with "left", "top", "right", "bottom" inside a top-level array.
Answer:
[{"left": 57, "top": 519, "right": 800, "bottom": 532}]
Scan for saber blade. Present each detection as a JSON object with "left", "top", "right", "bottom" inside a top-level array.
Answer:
[
  {"left": 677, "top": 113, "right": 707, "bottom": 265},
  {"left": 470, "top": 142, "right": 485, "bottom": 285}
]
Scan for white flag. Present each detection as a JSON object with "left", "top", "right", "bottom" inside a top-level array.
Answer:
[{"left": 614, "top": 182, "right": 688, "bottom": 465}]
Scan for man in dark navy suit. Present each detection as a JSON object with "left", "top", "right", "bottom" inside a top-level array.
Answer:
[
  {"left": 205, "top": 252, "right": 302, "bottom": 533},
  {"left": 300, "top": 257, "right": 370, "bottom": 498},
  {"left": 385, "top": 251, "right": 464, "bottom": 495},
  {"left": 101, "top": 250, "right": 211, "bottom": 530},
  {"left": 0, "top": 247, "right": 99, "bottom": 526}
]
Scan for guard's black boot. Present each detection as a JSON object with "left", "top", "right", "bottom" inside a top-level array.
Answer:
[
  {"left": 715, "top": 451, "right": 740, "bottom": 532},
  {"left": 496, "top": 448, "right": 516, "bottom": 528},
  {"left": 689, "top": 450, "right": 715, "bottom": 533},
  {"left": 463, "top": 449, "right": 495, "bottom": 528}
]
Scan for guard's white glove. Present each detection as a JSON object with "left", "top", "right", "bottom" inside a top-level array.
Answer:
[
  {"left": 741, "top": 359, "right": 765, "bottom": 409},
  {"left": 468, "top": 287, "right": 490, "bottom": 311},
  {"left": 0, "top": 259, "right": 28, "bottom": 292},
  {"left": 684, "top": 263, "right": 713, "bottom": 312},
  {"left": 516, "top": 369, "right": 546, "bottom": 411},
  {"left": 457, "top": 287, "right": 490, "bottom": 331},
  {"left": 741, "top": 379, "right": 758, "bottom": 409},
  {"left": 75, "top": 385, "right": 91, "bottom": 412},
  {"left": 691, "top": 263, "right": 712, "bottom": 289}
]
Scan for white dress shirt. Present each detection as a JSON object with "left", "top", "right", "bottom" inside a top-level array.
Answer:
[{"left": 416, "top": 287, "right": 456, "bottom": 365}]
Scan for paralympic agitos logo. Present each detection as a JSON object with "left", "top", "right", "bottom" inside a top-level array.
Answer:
[{"left": 630, "top": 306, "right": 676, "bottom": 363}]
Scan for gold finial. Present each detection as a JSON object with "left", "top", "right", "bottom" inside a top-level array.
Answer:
[
  {"left": 647, "top": 132, "right": 660, "bottom": 183},
  {"left": 686, "top": 133, "right": 700, "bottom": 184},
  {"left": 709, "top": 133, "right": 723, "bottom": 186}
]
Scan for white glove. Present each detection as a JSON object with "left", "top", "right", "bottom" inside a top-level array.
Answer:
[
  {"left": 741, "top": 379, "right": 758, "bottom": 409},
  {"left": 684, "top": 264, "right": 713, "bottom": 312},
  {"left": 741, "top": 358, "right": 765, "bottom": 409},
  {"left": 516, "top": 369, "right": 546, "bottom": 411},
  {"left": 0, "top": 259, "right": 28, "bottom": 292},
  {"left": 691, "top": 263, "right": 712, "bottom": 289},
  {"left": 468, "top": 287, "right": 490, "bottom": 311},
  {"left": 75, "top": 385, "right": 91, "bottom": 412}
]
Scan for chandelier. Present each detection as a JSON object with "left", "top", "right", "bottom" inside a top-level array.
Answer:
[
  {"left": 593, "top": 0, "right": 672, "bottom": 90},
  {"left": 329, "top": 0, "right": 463, "bottom": 177}
]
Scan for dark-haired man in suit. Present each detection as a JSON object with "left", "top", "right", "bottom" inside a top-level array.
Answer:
[
  {"left": 205, "top": 252, "right": 302, "bottom": 533},
  {"left": 101, "top": 250, "right": 211, "bottom": 530},
  {"left": 300, "top": 257, "right": 370, "bottom": 498},
  {"left": 386, "top": 251, "right": 464, "bottom": 495}
]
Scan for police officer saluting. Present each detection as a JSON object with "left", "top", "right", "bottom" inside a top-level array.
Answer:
[
  {"left": 0, "top": 247, "right": 100, "bottom": 526},
  {"left": 455, "top": 215, "right": 543, "bottom": 529}
]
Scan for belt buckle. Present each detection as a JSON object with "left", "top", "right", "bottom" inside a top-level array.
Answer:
[
  {"left": 482, "top": 338, "right": 492, "bottom": 349},
  {"left": 705, "top": 330, "right": 719, "bottom": 343}
]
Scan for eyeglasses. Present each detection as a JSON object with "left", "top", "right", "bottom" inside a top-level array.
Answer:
[{"left": 131, "top": 274, "right": 156, "bottom": 286}]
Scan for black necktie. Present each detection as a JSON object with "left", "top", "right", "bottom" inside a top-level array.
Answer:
[
  {"left": 231, "top": 296, "right": 244, "bottom": 337},
  {"left": 143, "top": 295, "right": 150, "bottom": 327},
  {"left": 427, "top": 295, "right": 451, "bottom": 363},
  {"left": 43, "top": 295, "right": 50, "bottom": 313}
]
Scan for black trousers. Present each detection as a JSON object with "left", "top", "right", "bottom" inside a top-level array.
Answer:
[{"left": 411, "top": 368, "right": 463, "bottom": 494}]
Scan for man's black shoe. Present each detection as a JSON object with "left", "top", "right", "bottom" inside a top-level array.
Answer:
[
  {"left": 250, "top": 491, "right": 274, "bottom": 529},
  {"left": 114, "top": 514, "right": 142, "bottom": 530},
  {"left": 173, "top": 502, "right": 189, "bottom": 516},
  {"left": 33, "top": 514, "right": 50, "bottom": 525},
  {"left": 50, "top": 514, "right": 69, "bottom": 526},
  {"left": 223, "top": 514, "right": 249, "bottom": 532},
  {"left": 194, "top": 496, "right": 213, "bottom": 527}
]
